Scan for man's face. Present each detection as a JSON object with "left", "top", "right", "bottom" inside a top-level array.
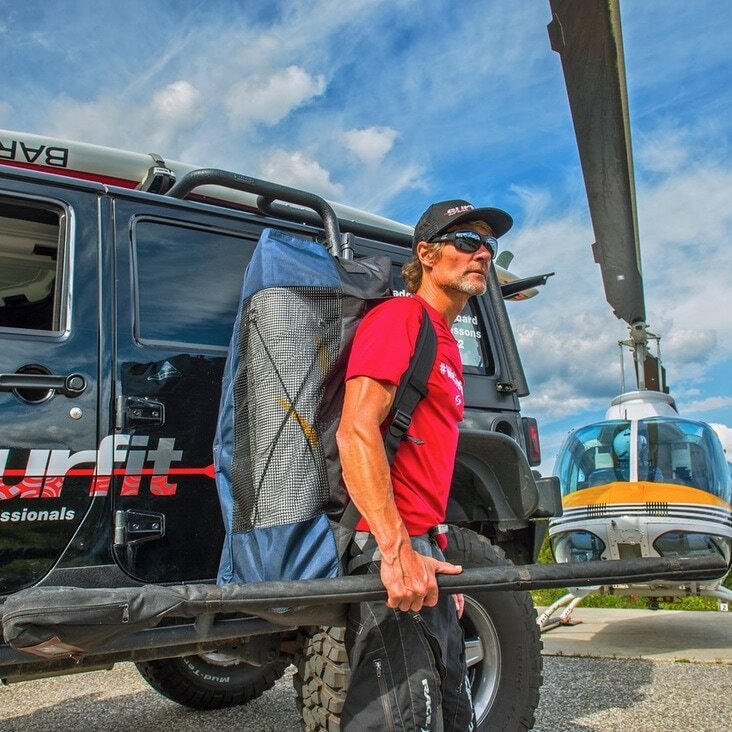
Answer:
[{"left": 427, "top": 221, "right": 494, "bottom": 297}]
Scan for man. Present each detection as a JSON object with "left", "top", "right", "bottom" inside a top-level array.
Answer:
[{"left": 336, "top": 199, "right": 513, "bottom": 730}]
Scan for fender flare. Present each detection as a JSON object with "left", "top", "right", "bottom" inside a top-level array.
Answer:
[{"left": 448, "top": 429, "right": 539, "bottom": 527}]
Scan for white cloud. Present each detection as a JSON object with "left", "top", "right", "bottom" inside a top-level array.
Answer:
[
  {"left": 152, "top": 81, "right": 201, "bottom": 122},
  {"left": 638, "top": 160, "right": 732, "bottom": 379},
  {"left": 521, "top": 380, "right": 597, "bottom": 421},
  {"left": 640, "top": 164, "right": 732, "bottom": 252},
  {"left": 660, "top": 329, "right": 717, "bottom": 366},
  {"left": 146, "top": 81, "right": 205, "bottom": 151},
  {"left": 636, "top": 128, "right": 691, "bottom": 174},
  {"left": 48, "top": 79, "right": 205, "bottom": 154},
  {"left": 509, "top": 186, "right": 554, "bottom": 227},
  {"left": 343, "top": 127, "right": 398, "bottom": 166},
  {"left": 355, "top": 161, "right": 426, "bottom": 212},
  {"left": 49, "top": 96, "right": 123, "bottom": 145},
  {"left": 680, "top": 397, "right": 732, "bottom": 414},
  {"left": 511, "top": 116, "right": 732, "bottom": 432},
  {"left": 709, "top": 423, "right": 732, "bottom": 458},
  {"left": 509, "top": 209, "right": 626, "bottom": 412},
  {"left": 225, "top": 66, "right": 326, "bottom": 128},
  {"left": 259, "top": 149, "right": 343, "bottom": 199}
]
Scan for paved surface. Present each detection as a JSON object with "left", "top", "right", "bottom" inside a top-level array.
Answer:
[
  {"left": 1, "top": 610, "right": 731, "bottom": 730},
  {"left": 539, "top": 607, "right": 732, "bottom": 663}
]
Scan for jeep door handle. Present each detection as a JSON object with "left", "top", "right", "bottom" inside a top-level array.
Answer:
[{"left": 0, "top": 372, "right": 87, "bottom": 397}]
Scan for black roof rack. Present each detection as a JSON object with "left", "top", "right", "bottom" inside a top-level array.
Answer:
[{"left": 167, "top": 168, "right": 412, "bottom": 255}]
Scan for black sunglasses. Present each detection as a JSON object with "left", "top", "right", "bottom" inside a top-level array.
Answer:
[{"left": 429, "top": 230, "right": 498, "bottom": 257}]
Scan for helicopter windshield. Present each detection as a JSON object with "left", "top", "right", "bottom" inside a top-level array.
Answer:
[
  {"left": 555, "top": 417, "right": 731, "bottom": 504},
  {"left": 555, "top": 420, "right": 629, "bottom": 497},
  {"left": 639, "top": 417, "right": 731, "bottom": 503}
]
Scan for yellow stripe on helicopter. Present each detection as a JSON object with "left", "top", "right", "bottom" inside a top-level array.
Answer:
[{"left": 562, "top": 482, "right": 731, "bottom": 510}]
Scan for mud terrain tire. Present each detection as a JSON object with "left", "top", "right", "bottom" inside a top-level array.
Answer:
[
  {"left": 295, "top": 526, "right": 543, "bottom": 731},
  {"left": 447, "top": 526, "right": 543, "bottom": 730},
  {"left": 136, "top": 653, "right": 286, "bottom": 710}
]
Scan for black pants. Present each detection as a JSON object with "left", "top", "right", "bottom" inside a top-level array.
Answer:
[{"left": 341, "top": 538, "right": 475, "bottom": 731}]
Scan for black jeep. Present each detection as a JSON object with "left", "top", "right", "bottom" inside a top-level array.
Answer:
[{"left": 0, "top": 134, "right": 558, "bottom": 730}]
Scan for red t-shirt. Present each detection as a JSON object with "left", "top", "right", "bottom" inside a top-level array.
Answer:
[{"left": 345, "top": 295, "right": 464, "bottom": 537}]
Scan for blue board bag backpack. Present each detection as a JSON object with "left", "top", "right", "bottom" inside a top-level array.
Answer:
[{"left": 214, "top": 226, "right": 435, "bottom": 625}]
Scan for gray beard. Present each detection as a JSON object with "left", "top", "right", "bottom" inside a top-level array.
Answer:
[{"left": 450, "top": 275, "right": 487, "bottom": 297}]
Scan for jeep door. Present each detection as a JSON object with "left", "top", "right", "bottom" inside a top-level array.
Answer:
[
  {"left": 112, "top": 196, "right": 260, "bottom": 583},
  {"left": 0, "top": 179, "right": 100, "bottom": 595}
]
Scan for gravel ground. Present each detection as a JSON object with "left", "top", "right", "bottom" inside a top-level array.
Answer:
[
  {"left": 1, "top": 657, "right": 730, "bottom": 731},
  {"left": 534, "top": 657, "right": 732, "bottom": 731}
]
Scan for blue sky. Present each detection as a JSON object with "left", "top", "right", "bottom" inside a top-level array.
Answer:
[{"left": 2, "top": 0, "right": 731, "bottom": 472}]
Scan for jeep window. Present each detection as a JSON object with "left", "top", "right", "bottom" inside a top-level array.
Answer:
[
  {"left": 0, "top": 197, "right": 65, "bottom": 333},
  {"left": 132, "top": 219, "right": 256, "bottom": 349},
  {"left": 451, "top": 303, "right": 491, "bottom": 373},
  {"left": 392, "top": 269, "right": 493, "bottom": 374}
]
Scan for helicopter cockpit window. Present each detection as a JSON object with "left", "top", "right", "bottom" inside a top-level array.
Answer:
[
  {"left": 554, "top": 420, "right": 630, "bottom": 497},
  {"left": 639, "top": 418, "right": 731, "bottom": 503}
]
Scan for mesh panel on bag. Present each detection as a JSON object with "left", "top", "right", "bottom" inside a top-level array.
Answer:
[{"left": 231, "top": 287, "right": 342, "bottom": 531}]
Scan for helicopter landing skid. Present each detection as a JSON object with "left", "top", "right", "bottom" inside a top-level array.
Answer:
[
  {"left": 537, "top": 593, "right": 587, "bottom": 631},
  {"left": 537, "top": 583, "right": 732, "bottom": 630}
]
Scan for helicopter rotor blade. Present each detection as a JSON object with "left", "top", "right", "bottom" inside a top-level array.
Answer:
[{"left": 548, "top": 0, "right": 646, "bottom": 328}]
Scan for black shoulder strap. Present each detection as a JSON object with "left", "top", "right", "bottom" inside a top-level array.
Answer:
[
  {"left": 383, "top": 305, "right": 438, "bottom": 466},
  {"left": 340, "top": 303, "right": 437, "bottom": 530}
]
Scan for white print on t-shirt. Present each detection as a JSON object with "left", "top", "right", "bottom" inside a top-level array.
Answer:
[{"left": 439, "top": 362, "right": 463, "bottom": 394}]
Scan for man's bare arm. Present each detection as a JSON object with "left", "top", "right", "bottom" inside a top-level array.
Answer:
[{"left": 336, "top": 376, "right": 462, "bottom": 612}]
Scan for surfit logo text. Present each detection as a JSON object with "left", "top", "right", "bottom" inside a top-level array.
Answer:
[{"left": 0, "top": 435, "right": 214, "bottom": 500}]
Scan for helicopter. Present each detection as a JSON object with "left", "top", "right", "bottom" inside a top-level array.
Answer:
[{"left": 537, "top": 0, "right": 732, "bottom": 630}]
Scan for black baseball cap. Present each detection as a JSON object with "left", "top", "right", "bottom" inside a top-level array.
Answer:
[{"left": 412, "top": 199, "right": 513, "bottom": 250}]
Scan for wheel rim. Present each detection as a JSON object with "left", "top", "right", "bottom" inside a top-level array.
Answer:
[
  {"left": 198, "top": 651, "right": 241, "bottom": 667},
  {"left": 461, "top": 595, "right": 501, "bottom": 724}
]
